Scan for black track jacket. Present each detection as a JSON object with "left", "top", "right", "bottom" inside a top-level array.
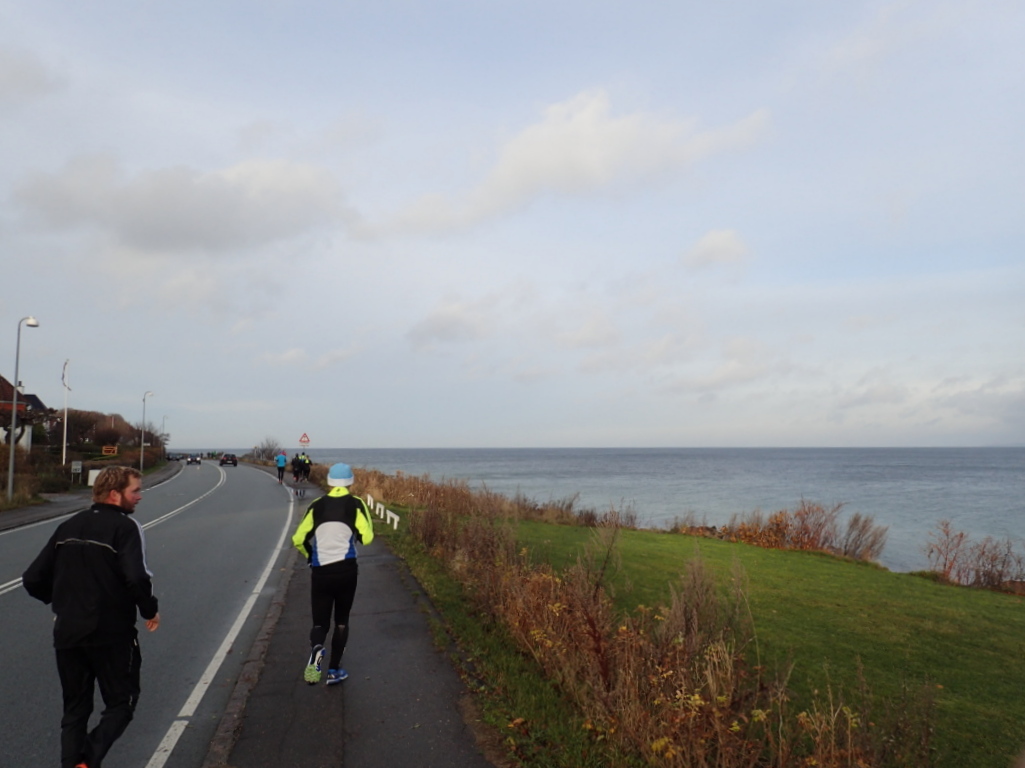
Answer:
[{"left": 23, "top": 502, "right": 158, "bottom": 648}]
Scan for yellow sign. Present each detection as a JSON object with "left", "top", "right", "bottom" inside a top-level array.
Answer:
[{"left": 102, "top": 445, "right": 118, "bottom": 455}]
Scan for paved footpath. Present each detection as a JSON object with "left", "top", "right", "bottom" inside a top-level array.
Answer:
[
  {"left": 2, "top": 463, "right": 499, "bottom": 768},
  {"left": 215, "top": 538, "right": 497, "bottom": 768}
]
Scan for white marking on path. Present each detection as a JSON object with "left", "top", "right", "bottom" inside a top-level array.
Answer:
[{"left": 144, "top": 491, "right": 295, "bottom": 768}]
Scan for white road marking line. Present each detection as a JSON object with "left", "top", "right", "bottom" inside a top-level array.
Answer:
[
  {"left": 143, "top": 492, "right": 294, "bottom": 768},
  {"left": 1, "top": 461, "right": 190, "bottom": 540},
  {"left": 0, "top": 577, "right": 22, "bottom": 596},
  {"left": 141, "top": 467, "right": 226, "bottom": 531},
  {"left": 1, "top": 467, "right": 226, "bottom": 595},
  {"left": 0, "top": 513, "right": 78, "bottom": 538}
]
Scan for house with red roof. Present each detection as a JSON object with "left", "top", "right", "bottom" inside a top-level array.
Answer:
[{"left": 1, "top": 374, "right": 53, "bottom": 451}]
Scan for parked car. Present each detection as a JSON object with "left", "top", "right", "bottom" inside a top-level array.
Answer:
[
  {"left": 186, "top": 454, "right": 201, "bottom": 465},
  {"left": 219, "top": 453, "right": 238, "bottom": 467}
]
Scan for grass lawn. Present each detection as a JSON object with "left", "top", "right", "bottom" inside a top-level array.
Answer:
[{"left": 515, "top": 521, "right": 1025, "bottom": 768}]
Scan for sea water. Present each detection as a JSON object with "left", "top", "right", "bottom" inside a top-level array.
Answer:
[{"left": 230, "top": 447, "right": 1025, "bottom": 573}]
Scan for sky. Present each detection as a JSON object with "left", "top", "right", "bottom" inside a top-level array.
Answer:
[{"left": 1, "top": 0, "right": 1023, "bottom": 449}]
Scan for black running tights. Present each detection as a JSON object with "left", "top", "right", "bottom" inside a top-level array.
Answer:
[{"left": 309, "top": 566, "right": 359, "bottom": 669}]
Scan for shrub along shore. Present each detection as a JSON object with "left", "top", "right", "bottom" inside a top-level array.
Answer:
[{"left": 338, "top": 465, "right": 1025, "bottom": 768}]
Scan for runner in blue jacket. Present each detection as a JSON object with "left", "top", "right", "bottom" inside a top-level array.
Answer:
[{"left": 274, "top": 451, "right": 287, "bottom": 483}]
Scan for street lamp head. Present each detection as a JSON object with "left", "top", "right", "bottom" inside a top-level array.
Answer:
[
  {"left": 144, "top": 390, "right": 154, "bottom": 400},
  {"left": 24, "top": 316, "right": 39, "bottom": 328}
]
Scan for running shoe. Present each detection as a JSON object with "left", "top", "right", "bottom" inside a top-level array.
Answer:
[
  {"left": 326, "top": 668, "right": 348, "bottom": 685},
  {"left": 304, "top": 645, "right": 325, "bottom": 684}
]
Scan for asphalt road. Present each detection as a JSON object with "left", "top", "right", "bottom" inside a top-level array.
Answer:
[{"left": 0, "top": 461, "right": 296, "bottom": 768}]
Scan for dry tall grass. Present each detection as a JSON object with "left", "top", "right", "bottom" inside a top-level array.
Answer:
[
  {"left": 924, "top": 519, "right": 1025, "bottom": 591},
  {"left": 356, "top": 468, "right": 636, "bottom": 528},
  {"left": 358, "top": 469, "right": 932, "bottom": 767},
  {"left": 721, "top": 502, "right": 888, "bottom": 563}
]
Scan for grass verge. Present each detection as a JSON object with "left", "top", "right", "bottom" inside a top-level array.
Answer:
[
  {"left": 376, "top": 516, "right": 645, "bottom": 768},
  {"left": 514, "top": 521, "right": 1025, "bottom": 768},
  {"left": 356, "top": 470, "right": 1024, "bottom": 767}
]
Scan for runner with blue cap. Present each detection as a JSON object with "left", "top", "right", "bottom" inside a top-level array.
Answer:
[{"left": 291, "top": 462, "right": 374, "bottom": 684}]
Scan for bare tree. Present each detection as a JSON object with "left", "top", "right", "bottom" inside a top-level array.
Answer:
[{"left": 252, "top": 437, "right": 282, "bottom": 460}]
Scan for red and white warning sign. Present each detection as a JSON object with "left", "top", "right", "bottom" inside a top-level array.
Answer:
[{"left": 298, "top": 433, "right": 310, "bottom": 446}]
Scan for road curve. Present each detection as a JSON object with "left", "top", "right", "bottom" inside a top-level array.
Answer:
[{"left": 0, "top": 462, "right": 295, "bottom": 768}]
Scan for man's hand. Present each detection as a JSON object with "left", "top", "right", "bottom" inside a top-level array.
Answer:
[{"left": 145, "top": 613, "right": 161, "bottom": 632}]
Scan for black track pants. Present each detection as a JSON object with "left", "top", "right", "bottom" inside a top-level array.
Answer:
[
  {"left": 309, "top": 564, "right": 358, "bottom": 669},
  {"left": 56, "top": 636, "right": 141, "bottom": 768}
]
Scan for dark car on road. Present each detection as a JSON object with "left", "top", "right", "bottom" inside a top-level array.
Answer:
[
  {"left": 186, "top": 454, "right": 201, "bottom": 465},
  {"left": 219, "top": 453, "right": 238, "bottom": 466}
]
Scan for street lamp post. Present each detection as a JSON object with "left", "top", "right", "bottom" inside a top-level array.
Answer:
[
  {"left": 61, "top": 359, "right": 71, "bottom": 466},
  {"left": 7, "top": 316, "right": 40, "bottom": 501},
  {"left": 140, "top": 391, "right": 154, "bottom": 473},
  {"left": 161, "top": 415, "right": 168, "bottom": 458}
]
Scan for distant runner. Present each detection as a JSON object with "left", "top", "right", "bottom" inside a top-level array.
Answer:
[
  {"left": 275, "top": 451, "right": 288, "bottom": 483},
  {"left": 292, "top": 462, "right": 374, "bottom": 685}
]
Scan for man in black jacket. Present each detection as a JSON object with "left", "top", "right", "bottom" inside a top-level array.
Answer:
[{"left": 23, "top": 465, "right": 160, "bottom": 768}]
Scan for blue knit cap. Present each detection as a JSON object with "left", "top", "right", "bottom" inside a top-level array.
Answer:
[{"left": 327, "top": 462, "right": 354, "bottom": 487}]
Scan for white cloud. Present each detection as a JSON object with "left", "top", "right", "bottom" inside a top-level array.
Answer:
[
  {"left": 4, "top": 2, "right": 1020, "bottom": 450},
  {"left": 666, "top": 337, "right": 781, "bottom": 393},
  {"left": 577, "top": 331, "right": 699, "bottom": 375},
  {"left": 844, "top": 313, "right": 896, "bottom": 331},
  {"left": 317, "top": 113, "right": 383, "bottom": 150},
  {"left": 682, "top": 229, "right": 751, "bottom": 270},
  {"left": 406, "top": 298, "right": 496, "bottom": 350},
  {"left": 827, "top": 3, "right": 907, "bottom": 75},
  {"left": 314, "top": 348, "right": 358, "bottom": 370},
  {"left": 180, "top": 399, "right": 277, "bottom": 414},
  {"left": 386, "top": 90, "right": 770, "bottom": 233},
  {"left": 260, "top": 348, "right": 308, "bottom": 366},
  {"left": 836, "top": 381, "right": 911, "bottom": 410},
  {"left": 231, "top": 318, "right": 256, "bottom": 335},
  {"left": 822, "top": 372, "right": 1025, "bottom": 436},
  {"left": 509, "top": 363, "right": 557, "bottom": 383},
  {"left": 556, "top": 313, "right": 621, "bottom": 350},
  {"left": 934, "top": 376, "right": 1025, "bottom": 422},
  {"left": 236, "top": 120, "right": 293, "bottom": 153},
  {"left": 821, "top": 0, "right": 979, "bottom": 84},
  {"left": 0, "top": 48, "right": 63, "bottom": 105},
  {"left": 14, "top": 155, "right": 348, "bottom": 255},
  {"left": 149, "top": 262, "right": 224, "bottom": 304}
]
